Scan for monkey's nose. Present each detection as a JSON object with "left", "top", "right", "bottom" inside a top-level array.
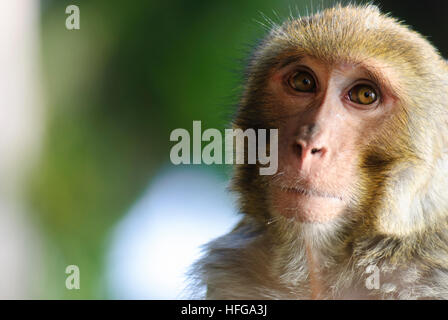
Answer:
[
  {"left": 310, "top": 147, "right": 323, "bottom": 154},
  {"left": 297, "top": 143, "right": 325, "bottom": 156},
  {"left": 296, "top": 140, "right": 327, "bottom": 169}
]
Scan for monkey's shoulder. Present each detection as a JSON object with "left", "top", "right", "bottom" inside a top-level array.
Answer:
[{"left": 192, "top": 218, "right": 302, "bottom": 299}]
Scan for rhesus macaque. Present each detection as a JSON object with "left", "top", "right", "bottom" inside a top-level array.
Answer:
[{"left": 192, "top": 4, "right": 448, "bottom": 299}]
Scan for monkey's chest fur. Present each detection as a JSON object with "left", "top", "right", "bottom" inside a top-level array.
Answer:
[{"left": 194, "top": 219, "right": 448, "bottom": 300}]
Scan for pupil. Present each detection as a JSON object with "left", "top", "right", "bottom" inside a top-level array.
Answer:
[
  {"left": 364, "top": 91, "right": 371, "bottom": 98},
  {"left": 302, "top": 78, "right": 310, "bottom": 86}
]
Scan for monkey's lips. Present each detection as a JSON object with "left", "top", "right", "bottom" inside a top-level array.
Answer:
[
  {"left": 283, "top": 186, "right": 343, "bottom": 201},
  {"left": 271, "top": 185, "right": 346, "bottom": 222}
]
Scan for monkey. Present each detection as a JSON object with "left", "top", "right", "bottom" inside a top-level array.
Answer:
[{"left": 190, "top": 4, "right": 448, "bottom": 299}]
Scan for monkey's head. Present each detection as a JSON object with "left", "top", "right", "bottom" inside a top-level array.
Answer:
[{"left": 233, "top": 4, "right": 448, "bottom": 237}]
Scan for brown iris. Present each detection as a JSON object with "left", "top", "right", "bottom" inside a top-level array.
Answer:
[
  {"left": 348, "top": 84, "right": 378, "bottom": 105},
  {"left": 289, "top": 71, "right": 316, "bottom": 92}
]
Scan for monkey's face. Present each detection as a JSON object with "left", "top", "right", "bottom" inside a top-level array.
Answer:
[
  {"left": 265, "top": 56, "right": 396, "bottom": 223},
  {"left": 233, "top": 5, "right": 448, "bottom": 233}
]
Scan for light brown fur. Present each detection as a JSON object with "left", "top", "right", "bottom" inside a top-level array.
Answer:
[{"left": 191, "top": 4, "right": 448, "bottom": 299}]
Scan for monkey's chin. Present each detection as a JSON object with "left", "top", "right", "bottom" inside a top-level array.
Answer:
[{"left": 271, "top": 187, "right": 346, "bottom": 223}]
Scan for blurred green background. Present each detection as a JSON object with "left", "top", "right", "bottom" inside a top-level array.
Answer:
[{"left": 21, "top": 0, "right": 448, "bottom": 299}]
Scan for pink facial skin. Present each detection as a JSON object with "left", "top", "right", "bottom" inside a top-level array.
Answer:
[{"left": 266, "top": 56, "right": 396, "bottom": 223}]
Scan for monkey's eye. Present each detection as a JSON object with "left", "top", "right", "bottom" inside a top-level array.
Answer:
[
  {"left": 288, "top": 71, "right": 316, "bottom": 92},
  {"left": 348, "top": 84, "right": 378, "bottom": 105}
]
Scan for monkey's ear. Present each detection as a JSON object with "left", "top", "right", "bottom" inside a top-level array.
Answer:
[
  {"left": 374, "top": 181, "right": 424, "bottom": 237},
  {"left": 375, "top": 155, "right": 448, "bottom": 237}
]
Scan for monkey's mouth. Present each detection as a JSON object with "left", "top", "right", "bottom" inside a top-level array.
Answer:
[{"left": 283, "top": 186, "right": 343, "bottom": 201}]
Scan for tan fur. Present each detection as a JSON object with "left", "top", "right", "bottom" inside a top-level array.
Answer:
[{"left": 190, "top": 4, "right": 448, "bottom": 299}]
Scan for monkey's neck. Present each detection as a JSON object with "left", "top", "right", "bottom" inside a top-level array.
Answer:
[
  {"left": 305, "top": 243, "right": 325, "bottom": 299},
  {"left": 269, "top": 218, "right": 347, "bottom": 298}
]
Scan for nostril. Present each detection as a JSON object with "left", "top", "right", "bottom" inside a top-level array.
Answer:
[{"left": 295, "top": 140, "right": 325, "bottom": 158}]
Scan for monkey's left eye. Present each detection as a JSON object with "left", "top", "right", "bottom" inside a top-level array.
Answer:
[
  {"left": 288, "top": 71, "right": 316, "bottom": 92},
  {"left": 348, "top": 84, "right": 378, "bottom": 105}
]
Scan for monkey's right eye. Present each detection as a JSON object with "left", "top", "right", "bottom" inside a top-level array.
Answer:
[
  {"left": 348, "top": 84, "right": 378, "bottom": 105},
  {"left": 288, "top": 71, "right": 316, "bottom": 92}
]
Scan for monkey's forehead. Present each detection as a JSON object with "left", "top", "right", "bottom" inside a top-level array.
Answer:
[{"left": 257, "top": 4, "right": 443, "bottom": 75}]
